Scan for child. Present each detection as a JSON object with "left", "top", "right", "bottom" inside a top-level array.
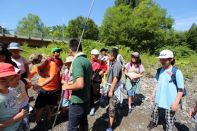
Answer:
[
  {"left": 0, "top": 63, "right": 28, "bottom": 131},
  {"left": 125, "top": 52, "right": 145, "bottom": 113},
  {"left": 106, "top": 48, "right": 122, "bottom": 131},
  {"left": 9, "top": 69, "right": 31, "bottom": 131},
  {"left": 8, "top": 42, "right": 29, "bottom": 78},
  {"left": 61, "top": 56, "right": 73, "bottom": 112},
  {"left": 147, "top": 50, "right": 185, "bottom": 131},
  {"left": 189, "top": 101, "right": 197, "bottom": 130}
]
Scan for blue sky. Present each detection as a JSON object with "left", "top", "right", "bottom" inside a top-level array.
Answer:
[{"left": 0, "top": 0, "right": 196, "bottom": 31}]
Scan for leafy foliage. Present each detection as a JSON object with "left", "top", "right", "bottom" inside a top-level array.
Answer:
[{"left": 187, "top": 23, "right": 197, "bottom": 52}]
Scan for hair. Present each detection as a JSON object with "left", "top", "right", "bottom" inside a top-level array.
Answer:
[
  {"left": 69, "top": 38, "right": 82, "bottom": 52},
  {"left": 130, "top": 55, "right": 142, "bottom": 68},
  {"left": 110, "top": 48, "right": 118, "bottom": 59},
  {"left": 171, "top": 58, "right": 175, "bottom": 65}
]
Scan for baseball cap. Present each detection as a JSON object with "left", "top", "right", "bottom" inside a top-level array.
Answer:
[
  {"left": 64, "top": 56, "right": 74, "bottom": 64},
  {"left": 0, "top": 63, "right": 18, "bottom": 78},
  {"left": 51, "top": 48, "right": 62, "bottom": 53},
  {"left": 7, "top": 42, "right": 23, "bottom": 51},
  {"left": 158, "top": 50, "right": 174, "bottom": 59},
  {"left": 91, "top": 49, "right": 99, "bottom": 55}
]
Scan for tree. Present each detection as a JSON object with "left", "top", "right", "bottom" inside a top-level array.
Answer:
[
  {"left": 67, "top": 16, "right": 99, "bottom": 40},
  {"left": 115, "top": 0, "right": 142, "bottom": 8},
  {"left": 100, "top": 0, "right": 174, "bottom": 53},
  {"left": 187, "top": 23, "right": 197, "bottom": 52},
  {"left": 0, "top": 26, "right": 10, "bottom": 34},
  {"left": 16, "top": 13, "right": 48, "bottom": 37},
  {"left": 48, "top": 25, "right": 68, "bottom": 40}
]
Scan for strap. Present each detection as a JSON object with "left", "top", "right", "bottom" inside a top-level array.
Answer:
[{"left": 156, "top": 67, "right": 162, "bottom": 80}]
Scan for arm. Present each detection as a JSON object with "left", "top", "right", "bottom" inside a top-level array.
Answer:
[
  {"left": 108, "top": 77, "right": 118, "bottom": 97},
  {"left": 25, "top": 63, "right": 30, "bottom": 76},
  {"left": 39, "top": 75, "right": 55, "bottom": 87},
  {"left": 0, "top": 109, "right": 28, "bottom": 129},
  {"left": 62, "top": 77, "right": 84, "bottom": 91}
]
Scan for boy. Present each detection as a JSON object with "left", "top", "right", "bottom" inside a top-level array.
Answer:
[
  {"left": 106, "top": 48, "right": 122, "bottom": 131},
  {"left": 148, "top": 50, "right": 184, "bottom": 131},
  {"left": 0, "top": 63, "right": 28, "bottom": 131},
  {"left": 8, "top": 42, "right": 29, "bottom": 78}
]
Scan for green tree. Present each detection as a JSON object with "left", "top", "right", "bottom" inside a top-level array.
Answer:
[
  {"left": 67, "top": 16, "right": 99, "bottom": 40},
  {"left": 48, "top": 25, "right": 68, "bottom": 40},
  {"left": 100, "top": 0, "right": 174, "bottom": 53},
  {"left": 16, "top": 13, "right": 48, "bottom": 37},
  {"left": 187, "top": 23, "right": 197, "bottom": 52},
  {"left": 0, "top": 26, "right": 10, "bottom": 34},
  {"left": 115, "top": 0, "right": 142, "bottom": 8}
]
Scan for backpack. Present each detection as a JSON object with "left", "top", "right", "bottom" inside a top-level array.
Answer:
[{"left": 156, "top": 66, "right": 187, "bottom": 97}]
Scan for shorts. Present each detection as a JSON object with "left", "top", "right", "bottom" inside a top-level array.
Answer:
[
  {"left": 109, "top": 95, "right": 118, "bottom": 117},
  {"left": 35, "top": 90, "right": 58, "bottom": 108},
  {"left": 62, "top": 98, "right": 70, "bottom": 107},
  {"left": 128, "top": 88, "right": 135, "bottom": 97}
]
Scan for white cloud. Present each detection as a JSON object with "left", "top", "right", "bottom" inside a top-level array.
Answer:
[{"left": 174, "top": 16, "right": 197, "bottom": 31}]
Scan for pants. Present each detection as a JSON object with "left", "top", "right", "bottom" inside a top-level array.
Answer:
[
  {"left": 68, "top": 103, "right": 89, "bottom": 131},
  {"left": 151, "top": 104, "right": 175, "bottom": 131},
  {"left": 195, "top": 122, "right": 197, "bottom": 131},
  {"left": 109, "top": 95, "right": 118, "bottom": 117},
  {"left": 90, "top": 82, "right": 101, "bottom": 108}
]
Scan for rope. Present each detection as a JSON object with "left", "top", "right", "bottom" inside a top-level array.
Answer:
[{"left": 52, "top": 0, "right": 96, "bottom": 130}]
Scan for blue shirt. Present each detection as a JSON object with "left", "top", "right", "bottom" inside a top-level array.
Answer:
[
  {"left": 155, "top": 67, "right": 184, "bottom": 110},
  {"left": 0, "top": 89, "right": 21, "bottom": 131}
]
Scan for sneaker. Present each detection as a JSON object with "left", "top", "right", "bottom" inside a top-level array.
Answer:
[
  {"left": 147, "top": 121, "right": 157, "bottom": 130},
  {"left": 89, "top": 108, "right": 95, "bottom": 116},
  {"left": 106, "top": 128, "right": 113, "bottom": 131},
  {"left": 128, "top": 108, "right": 132, "bottom": 113}
]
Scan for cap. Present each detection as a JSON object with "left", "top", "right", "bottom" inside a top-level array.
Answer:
[
  {"left": 7, "top": 42, "right": 23, "bottom": 51},
  {"left": 0, "top": 63, "right": 17, "bottom": 78},
  {"left": 51, "top": 48, "right": 62, "bottom": 53},
  {"left": 91, "top": 49, "right": 99, "bottom": 55},
  {"left": 158, "top": 50, "right": 174, "bottom": 59},
  {"left": 100, "top": 48, "right": 108, "bottom": 52},
  {"left": 131, "top": 52, "right": 140, "bottom": 58},
  {"left": 64, "top": 56, "right": 74, "bottom": 64}
]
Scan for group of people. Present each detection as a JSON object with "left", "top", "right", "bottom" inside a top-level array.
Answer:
[{"left": 0, "top": 39, "right": 196, "bottom": 131}]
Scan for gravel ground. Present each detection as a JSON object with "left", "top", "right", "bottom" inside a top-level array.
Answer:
[{"left": 29, "top": 76, "right": 197, "bottom": 131}]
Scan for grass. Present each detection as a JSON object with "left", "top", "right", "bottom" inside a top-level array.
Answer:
[{"left": 21, "top": 40, "right": 197, "bottom": 79}]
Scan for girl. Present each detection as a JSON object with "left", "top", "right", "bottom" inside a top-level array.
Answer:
[
  {"left": 125, "top": 52, "right": 145, "bottom": 113},
  {"left": 61, "top": 56, "right": 73, "bottom": 113}
]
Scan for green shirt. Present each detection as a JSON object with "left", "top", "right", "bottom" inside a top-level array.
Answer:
[{"left": 71, "top": 54, "right": 92, "bottom": 104}]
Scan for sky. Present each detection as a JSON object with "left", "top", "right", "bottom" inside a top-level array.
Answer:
[{"left": 0, "top": 0, "right": 196, "bottom": 31}]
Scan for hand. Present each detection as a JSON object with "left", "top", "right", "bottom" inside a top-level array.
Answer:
[
  {"left": 108, "top": 90, "right": 113, "bottom": 98},
  {"left": 171, "top": 102, "right": 179, "bottom": 112},
  {"left": 13, "top": 109, "right": 28, "bottom": 121},
  {"left": 149, "top": 94, "right": 154, "bottom": 102},
  {"left": 99, "top": 71, "right": 104, "bottom": 76},
  {"left": 67, "top": 81, "right": 73, "bottom": 85},
  {"left": 189, "top": 108, "right": 195, "bottom": 118},
  {"left": 62, "top": 83, "right": 69, "bottom": 90},
  {"left": 32, "top": 84, "right": 41, "bottom": 90}
]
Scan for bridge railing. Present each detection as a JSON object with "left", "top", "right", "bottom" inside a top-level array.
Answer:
[{"left": 0, "top": 28, "right": 68, "bottom": 42}]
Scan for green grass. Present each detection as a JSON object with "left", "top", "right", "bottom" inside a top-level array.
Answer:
[{"left": 21, "top": 40, "right": 197, "bottom": 79}]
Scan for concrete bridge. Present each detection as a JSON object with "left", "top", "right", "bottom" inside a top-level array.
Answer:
[{"left": 0, "top": 28, "right": 68, "bottom": 47}]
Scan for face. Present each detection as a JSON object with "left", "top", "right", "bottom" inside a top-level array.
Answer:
[
  {"left": 10, "top": 49, "right": 20, "bottom": 57},
  {"left": 160, "top": 58, "right": 173, "bottom": 68},
  {"left": 0, "top": 54, "right": 6, "bottom": 62},
  {"left": 108, "top": 53, "right": 115, "bottom": 62},
  {"left": 69, "top": 49, "right": 73, "bottom": 56},
  {"left": 65, "top": 62, "right": 72, "bottom": 69},
  {"left": 102, "top": 51, "right": 107, "bottom": 56},
  {"left": 92, "top": 54, "right": 99, "bottom": 60},
  {"left": 53, "top": 51, "right": 60, "bottom": 58},
  {"left": 0, "top": 74, "right": 20, "bottom": 88},
  {"left": 131, "top": 55, "right": 138, "bottom": 63}
]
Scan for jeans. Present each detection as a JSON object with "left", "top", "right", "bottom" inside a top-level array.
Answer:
[{"left": 68, "top": 103, "right": 89, "bottom": 131}]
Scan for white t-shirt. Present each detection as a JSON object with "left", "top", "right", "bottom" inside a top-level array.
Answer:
[
  {"left": 11, "top": 57, "right": 28, "bottom": 74},
  {"left": 9, "top": 80, "right": 29, "bottom": 108}
]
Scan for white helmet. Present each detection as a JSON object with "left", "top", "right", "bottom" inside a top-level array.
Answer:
[
  {"left": 91, "top": 49, "right": 99, "bottom": 55},
  {"left": 158, "top": 50, "right": 174, "bottom": 59}
]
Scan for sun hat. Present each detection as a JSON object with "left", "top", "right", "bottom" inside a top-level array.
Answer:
[
  {"left": 131, "top": 52, "right": 140, "bottom": 58},
  {"left": 29, "top": 53, "right": 48, "bottom": 65},
  {"left": 91, "top": 49, "right": 99, "bottom": 55},
  {"left": 7, "top": 42, "right": 23, "bottom": 51},
  {"left": 51, "top": 48, "right": 62, "bottom": 53},
  {"left": 158, "top": 50, "right": 174, "bottom": 59},
  {"left": 64, "top": 56, "right": 74, "bottom": 64},
  {"left": 0, "top": 63, "right": 18, "bottom": 78}
]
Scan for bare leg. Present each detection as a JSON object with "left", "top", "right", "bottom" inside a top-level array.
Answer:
[{"left": 108, "top": 116, "right": 114, "bottom": 128}]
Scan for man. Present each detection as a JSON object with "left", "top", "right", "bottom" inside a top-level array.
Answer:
[
  {"left": 148, "top": 50, "right": 185, "bottom": 131},
  {"left": 62, "top": 39, "right": 92, "bottom": 131},
  {"left": 113, "top": 47, "right": 125, "bottom": 66},
  {"left": 48, "top": 47, "right": 63, "bottom": 71},
  {"left": 106, "top": 48, "right": 122, "bottom": 131},
  {"left": 89, "top": 49, "right": 107, "bottom": 116},
  {"left": 29, "top": 54, "right": 60, "bottom": 128}
]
